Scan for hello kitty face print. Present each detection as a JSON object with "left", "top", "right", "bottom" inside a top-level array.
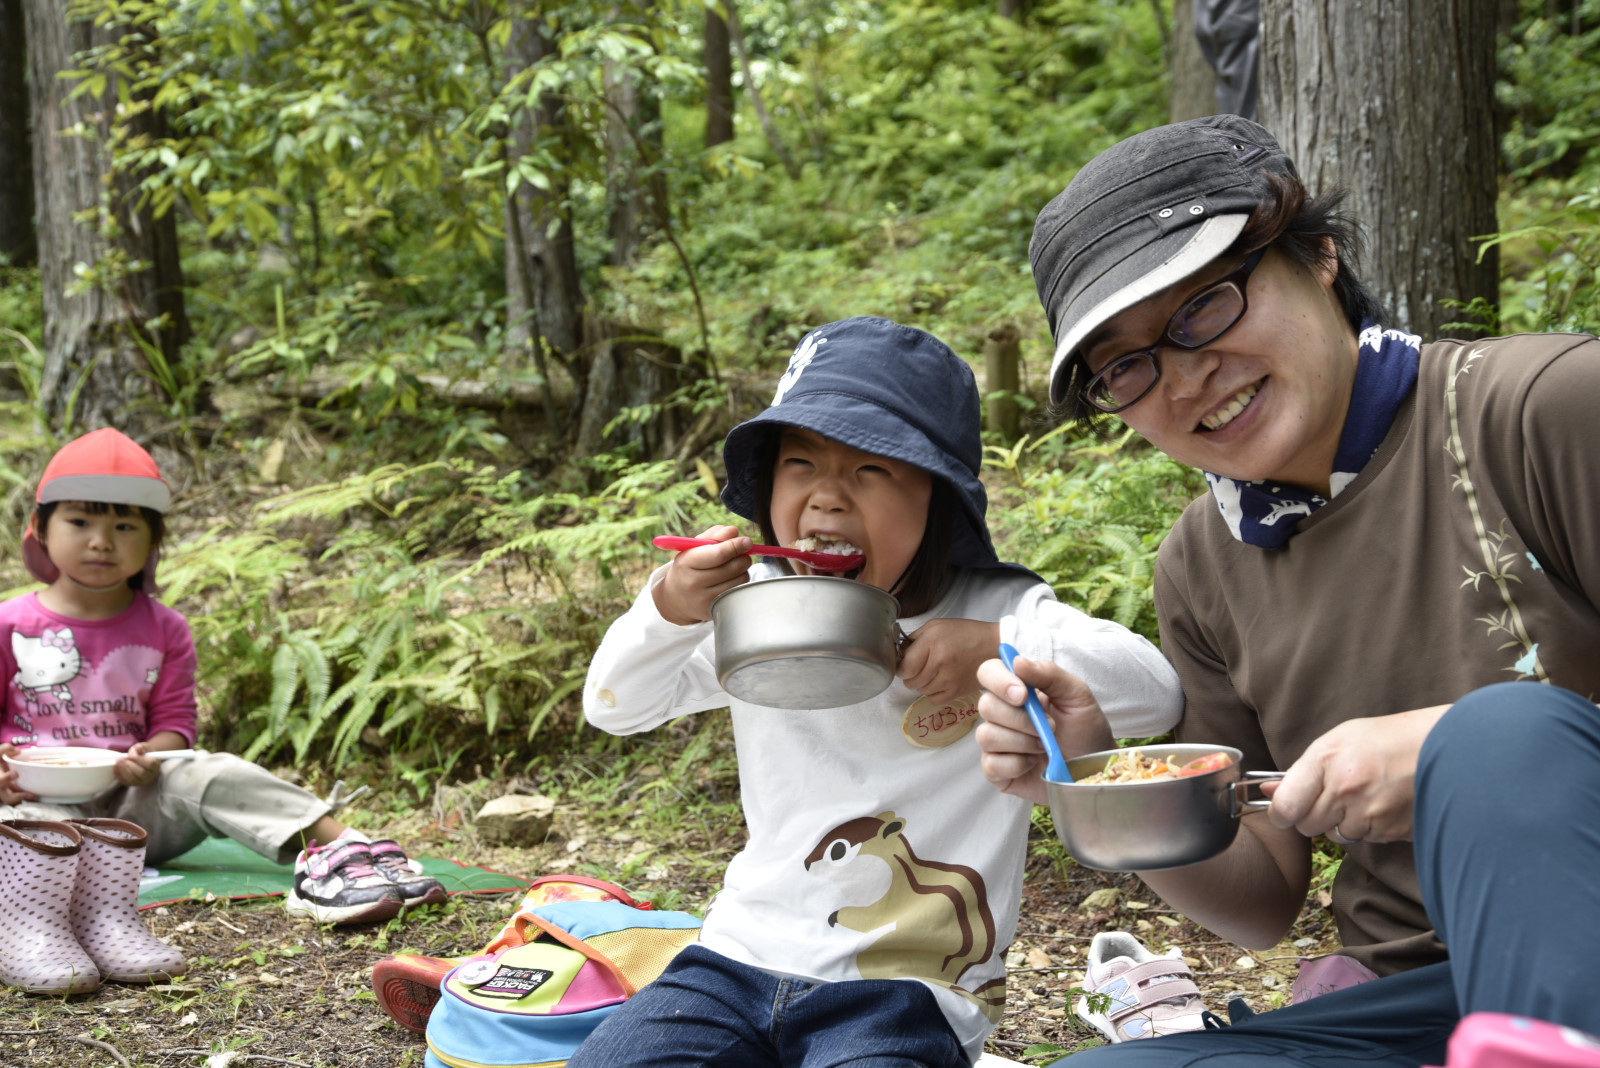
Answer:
[
  {"left": 13, "top": 628, "right": 82, "bottom": 710},
  {"left": 772, "top": 331, "right": 827, "bottom": 406},
  {"left": 5, "top": 620, "right": 170, "bottom": 748}
]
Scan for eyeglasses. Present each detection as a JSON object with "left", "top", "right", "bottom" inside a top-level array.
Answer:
[{"left": 1080, "top": 247, "right": 1268, "bottom": 414}]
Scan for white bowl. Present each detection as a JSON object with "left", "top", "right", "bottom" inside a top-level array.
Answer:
[{"left": 6, "top": 746, "right": 120, "bottom": 803}]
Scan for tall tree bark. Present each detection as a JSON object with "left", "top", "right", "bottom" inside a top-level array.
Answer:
[
  {"left": 504, "top": 15, "right": 584, "bottom": 381},
  {"left": 1170, "top": 0, "right": 1219, "bottom": 121},
  {"left": 0, "top": 0, "right": 35, "bottom": 267},
  {"left": 24, "top": 0, "right": 190, "bottom": 428},
  {"left": 999, "top": 0, "right": 1025, "bottom": 20},
  {"left": 704, "top": 2, "right": 734, "bottom": 147},
  {"left": 604, "top": 3, "right": 665, "bottom": 269},
  {"left": 726, "top": 4, "right": 801, "bottom": 180},
  {"left": 1259, "top": 0, "right": 1499, "bottom": 337}
]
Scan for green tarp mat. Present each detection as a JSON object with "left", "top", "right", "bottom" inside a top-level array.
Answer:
[{"left": 137, "top": 836, "right": 526, "bottom": 909}]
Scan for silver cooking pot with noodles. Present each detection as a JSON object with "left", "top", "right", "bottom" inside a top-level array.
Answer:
[
  {"left": 1046, "top": 743, "right": 1283, "bottom": 871},
  {"left": 709, "top": 575, "right": 908, "bottom": 710}
]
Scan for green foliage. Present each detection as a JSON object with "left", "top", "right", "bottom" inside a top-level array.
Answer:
[
  {"left": 986, "top": 428, "right": 1207, "bottom": 643},
  {"left": 615, "top": 0, "right": 1168, "bottom": 362},
  {"left": 1498, "top": 2, "right": 1600, "bottom": 180},
  {"left": 1482, "top": 180, "right": 1600, "bottom": 335},
  {"left": 1028, "top": 803, "right": 1075, "bottom": 884},
  {"left": 17, "top": 0, "right": 1590, "bottom": 808},
  {"left": 162, "top": 457, "right": 726, "bottom": 776}
]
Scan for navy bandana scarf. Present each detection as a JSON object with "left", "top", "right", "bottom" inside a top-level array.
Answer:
[{"left": 1205, "top": 324, "right": 1421, "bottom": 549}]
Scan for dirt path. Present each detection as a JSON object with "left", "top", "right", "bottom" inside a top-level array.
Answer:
[{"left": 3, "top": 825, "right": 1338, "bottom": 1067}]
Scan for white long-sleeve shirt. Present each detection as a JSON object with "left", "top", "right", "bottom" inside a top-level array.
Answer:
[{"left": 584, "top": 564, "right": 1182, "bottom": 1060}]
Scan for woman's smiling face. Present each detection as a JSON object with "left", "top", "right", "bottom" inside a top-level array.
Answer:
[
  {"left": 1079, "top": 244, "right": 1361, "bottom": 496},
  {"left": 767, "top": 428, "right": 932, "bottom": 593}
]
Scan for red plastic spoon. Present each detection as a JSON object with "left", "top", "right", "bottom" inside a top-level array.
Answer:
[{"left": 652, "top": 535, "right": 865, "bottom": 572}]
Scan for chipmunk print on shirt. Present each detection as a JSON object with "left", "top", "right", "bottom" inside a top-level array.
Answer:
[{"left": 804, "top": 811, "right": 1007, "bottom": 1021}]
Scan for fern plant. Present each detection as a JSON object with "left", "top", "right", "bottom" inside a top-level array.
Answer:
[
  {"left": 159, "top": 456, "right": 727, "bottom": 780},
  {"left": 985, "top": 428, "right": 1206, "bottom": 642}
]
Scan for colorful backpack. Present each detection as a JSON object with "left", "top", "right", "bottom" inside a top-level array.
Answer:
[{"left": 372, "top": 875, "right": 701, "bottom": 1068}]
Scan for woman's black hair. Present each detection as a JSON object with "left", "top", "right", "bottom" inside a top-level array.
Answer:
[
  {"left": 751, "top": 433, "right": 957, "bottom": 619},
  {"left": 1054, "top": 170, "right": 1388, "bottom": 432},
  {"left": 33, "top": 500, "right": 165, "bottom": 590}
]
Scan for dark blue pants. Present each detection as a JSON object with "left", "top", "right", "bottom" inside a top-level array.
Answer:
[
  {"left": 566, "top": 943, "right": 967, "bottom": 1068},
  {"left": 1058, "top": 682, "right": 1600, "bottom": 1066}
]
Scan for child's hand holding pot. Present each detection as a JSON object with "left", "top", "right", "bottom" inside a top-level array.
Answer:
[{"left": 897, "top": 618, "right": 999, "bottom": 707}]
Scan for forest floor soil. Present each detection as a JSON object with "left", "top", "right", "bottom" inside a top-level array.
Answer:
[{"left": 3, "top": 807, "right": 1340, "bottom": 1067}]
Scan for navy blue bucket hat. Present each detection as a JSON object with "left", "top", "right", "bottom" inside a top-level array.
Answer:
[{"left": 721, "top": 316, "right": 1005, "bottom": 572}]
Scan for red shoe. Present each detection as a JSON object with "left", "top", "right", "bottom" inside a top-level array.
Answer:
[{"left": 371, "top": 953, "right": 460, "bottom": 1033}]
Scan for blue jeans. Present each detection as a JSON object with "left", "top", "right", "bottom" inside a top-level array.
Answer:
[
  {"left": 565, "top": 943, "right": 968, "bottom": 1068},
  {"left": 1055, "top": 682, "right": 1600, "bottom": 1066}
]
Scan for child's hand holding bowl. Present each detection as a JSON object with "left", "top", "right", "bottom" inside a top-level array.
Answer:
[
  {"left": 0, "top": 742, "right": 39, "bottom": 804},
  {"left": 115, "top": 742, "right": 162, "bottom": 788}
]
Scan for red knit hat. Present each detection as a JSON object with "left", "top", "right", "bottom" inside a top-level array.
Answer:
[{"left": 22, "top": 428, "right": 170, "bottom": 588}]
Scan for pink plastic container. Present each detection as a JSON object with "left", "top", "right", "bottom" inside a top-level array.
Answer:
[{"left": 1428, "top": 1013, "right": 1600, "bottom": 1068}]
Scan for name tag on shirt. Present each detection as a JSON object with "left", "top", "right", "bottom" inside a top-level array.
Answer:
[{"left": 902, "top": 693, "right": 980, "bottom": 748}]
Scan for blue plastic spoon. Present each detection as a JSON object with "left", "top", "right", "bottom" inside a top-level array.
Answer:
[{"left": 997, "top": 643, "right": 1073, "bottom": 783}]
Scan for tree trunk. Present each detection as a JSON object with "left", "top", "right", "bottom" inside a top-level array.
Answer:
[
  {"left": 604, "top": 3, "right": 665, "bottom": 269},
  {"left": 1170, "top": 0, "right": 1219, "bottom": 122},
  {"left": 999, "top": 0, "right": 1025, "bottom": 20},
  {"left": 24, "top": 0, "right": 190, "bottom": 428},
  {"left": 504, "top": 16, "right": 584, "bottom": 375},
  {"left": 1259, "top": 0, "right": 1498, "bottom": 337},
  {"left": 726, "top": 4, "right": 801, "bottom": 180},
  {"left": 983, "top": 323, "right": 1021, "bottom": 441},
  {"left": 0, "top": 0, "right": 35, "bottom": 267},
  {"left": 705, "top": 2, "right": 735, "bottom": 147}
]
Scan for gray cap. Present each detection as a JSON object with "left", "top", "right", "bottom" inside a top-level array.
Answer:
[{"left": 1029, "top": 115, "right": 1297, "bottom": 405}]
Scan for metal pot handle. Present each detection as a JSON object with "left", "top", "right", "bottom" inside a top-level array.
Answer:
[
  {"left": 893, "top": 624, "right": 911, "bottom": 661},
  {"left": 1229, "top": 770, "right": 1285, "bottom": 817}
]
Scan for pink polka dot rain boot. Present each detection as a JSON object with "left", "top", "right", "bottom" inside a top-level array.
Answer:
[
  {"left": 68, "top": 819, "right": 186, "bottom": 983},
  {"left": 0, "top": 820, "right": 101, "bottom": 994}
]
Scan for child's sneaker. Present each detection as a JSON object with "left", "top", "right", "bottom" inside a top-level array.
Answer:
[
  {"left": 1076, "top": 930, "right": 1206, "bottom": 1042},
  {"left": 371, "top": 952, "right": 459, "bottom": 1033},
  {"left": 285, "top": 839, "right": 405, "bottom": 925},
  {"left": 368, "top": 840, "right": 448, "bottom": 908}
]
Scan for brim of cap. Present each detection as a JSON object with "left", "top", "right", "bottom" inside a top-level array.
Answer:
[
  {"left": 1047, "top": 213, "right": 1248, "bottom": 406},
  {"left": 21, "top": 525, "right": 162, "bottom": 594},
  {"left": 39, "top": 473, "right": 171, "bottom": 512},
  {"left": 721, "top": 396, "right": 1000, "bottom": 570}
]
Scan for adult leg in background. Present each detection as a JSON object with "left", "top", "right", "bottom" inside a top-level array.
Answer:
[
  {"left": 1049, "top": 961, "right": 1456, "bottom": 1068},
  {"left": 1192, "top": 0, "right": 1260, "bottom": 119},
  {"left": 1415, "top": 681, "right": 1600, "bottom": 1033}
]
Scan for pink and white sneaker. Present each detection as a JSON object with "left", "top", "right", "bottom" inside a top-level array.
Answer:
[
  {"left": 367, "top": 840, "right": 447, "bottom": 909},
  {"left": 1076, "top": 931, "right": 1207, "bottom": 1042},
  {"left": 285, "top": 838, "right": 404, "bottom": 925}
]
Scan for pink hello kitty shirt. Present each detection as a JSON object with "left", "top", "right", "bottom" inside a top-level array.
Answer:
[{"left": 0, "top": 591, "right": 197, "bottom": 750}]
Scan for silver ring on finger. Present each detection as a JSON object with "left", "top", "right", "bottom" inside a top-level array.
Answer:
[{"left": 1330, "top": 825, "right": 1360, "bottom": 845}]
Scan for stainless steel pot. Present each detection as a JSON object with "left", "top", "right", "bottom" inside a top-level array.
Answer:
[
  {"left": 1045, "top": 743, "right": 1280, "bottom": 872},
  {"left": 709, "top": 575, "right": 906, "bottom": 710}
]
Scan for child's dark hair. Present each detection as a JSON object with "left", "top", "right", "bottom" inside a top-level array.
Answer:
[
  {"left": 751, "top": 437, "right": 957, "bottom": 618},
  {"left": 33, "top": 500, "right": 164, "bottom": 589}
]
